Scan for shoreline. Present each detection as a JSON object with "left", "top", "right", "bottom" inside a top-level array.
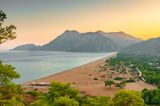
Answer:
[
  {"left": 23, "top": 53, "right": 117, "bottom": 85},
  {"left": 23, "top": 52, "right": 156, "bottom": 96}
]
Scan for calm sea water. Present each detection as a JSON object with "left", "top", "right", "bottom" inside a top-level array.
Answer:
[{"left": 0, "top": 51, "right": 115, "bottom": 83}]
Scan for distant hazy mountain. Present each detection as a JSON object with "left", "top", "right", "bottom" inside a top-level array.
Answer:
[
  {"left": 119, "top": 37, "right": 160, "bottom": 57},
  {"left": 11, "top": 44, "right": 37, "bottom": 51},
  {"left": 12, "top": 30, "right": 142, "bottom": 52},
  {"left": 96, "top": 31, "right": 141, "bottom": 48}
]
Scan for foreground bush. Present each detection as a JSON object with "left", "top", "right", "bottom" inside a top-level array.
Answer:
[
  {"left": 142, "top": 89, "right": 160, "bottom": 105},
  {"left": 81, "top": 96, "right": 111, "bottom": 106},
  {"left": 112, "top": 90, "right": 144, "bottom": 106},
  {"left": 30, "top": 81, "right": 145, "bottom": 106}
]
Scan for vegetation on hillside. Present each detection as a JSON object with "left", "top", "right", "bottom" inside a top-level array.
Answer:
[
  {"left": 142, "top": 88, "right": 160, "bottom": 105},
  {"left": 108, "top": 53, "right": 160, "bottom": 85},
  {"left": 108, "top": 53, "right": 160, "bottom": 105}
]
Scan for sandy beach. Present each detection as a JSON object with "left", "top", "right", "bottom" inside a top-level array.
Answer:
[{"left": 24, "top": 54, "right": 156, "bottom": 97}]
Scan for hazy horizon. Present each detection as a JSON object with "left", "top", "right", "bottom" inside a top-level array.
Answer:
[{"left": 0, "top": 0, "right": 160, "bottom": 50}]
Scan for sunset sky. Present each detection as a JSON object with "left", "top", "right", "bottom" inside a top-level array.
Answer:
[{"left": 0, "top": 0, "right": 160, "bottom": 50}]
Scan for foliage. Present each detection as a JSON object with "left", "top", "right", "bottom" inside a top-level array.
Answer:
[
  {"left": 115, "top": 81, "right": 126, "bottom": 89},
  {"left": 26, "top": 90, "right": 41, "bottom": 97},
  {"left": 108, "top": 53, "right": 160, "bottom": 85},
  {"left": 104, "top": 80, "right": 114, "bottom": 88},
  {"left": 53, "top": 96, "right": 79, "bottom": 106},
  {"left": 81, "top": 96, "right": 111, "bottom": 106},
  {"left": 0, "top": 61, "right": 20, "bottom": 85},
  {"left": 112, "top": 90, "right": 144, "bottom": 106},
  {"left": 0, "top": 95, "right": 24, "bottom": 106},
  {"left": 30, "top": 81, "right": 114, "bottom": 106},
  {"left": 31, "top": 81, "right": 80, "bottom": 106},
  {"left": 0, "top": 84, "right": 25, "bottom": 106},
  {"left": 0, "top": 10, "right": 16, "bottom": 44},
  {"left": 45, "top": 81, "right": 80, "bottom": 103},
  {"left": 141, "top": 89, "right": 160, "bottom": 105},
  {"left": 114, "top": 77, "right": 124, "bottom": 81},
  {"left": 30, "top": 99, "right": 49, "bottom": 106},
  {"left": 0, "top": 84, "right": 23, "bottom": 99},
  {"left": 0, "top": 10, "right": 25, "bottom": 106}
]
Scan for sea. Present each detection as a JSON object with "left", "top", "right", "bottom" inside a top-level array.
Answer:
[{"left": 0, "top": 51, "right": 115, "bottom": 83}]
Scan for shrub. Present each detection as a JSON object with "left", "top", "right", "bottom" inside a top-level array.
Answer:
[
  {"left": 112, "top": 90, "right": 144, "bottom": 106},
  {"left": 114, "top": 77, "right": 123, "bottom": 81},
  {"left": 93, "top": 78, "right": 98, "bottom": 80},
  {"left": 141, "top": 89, "right": 160, "bottom": 105},
  {"left": 26, "top": 90, "right": 40, "bottom": 97},
  {"left": 81, "top": 96, "right": 111, "bottom": 106},
  {"left": 126, "top": 79, "right": 136, "bottom": 83}
]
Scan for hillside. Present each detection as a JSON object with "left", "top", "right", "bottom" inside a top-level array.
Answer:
[
  {"left": 38, "top": 31, "right": 119, "bottom": 52},
  {"left": 119, "top": 37, "right": 160, "bottom": 57},
  {"left": 11, "top": 44, "right": 37, "bottom": 51},
  {"left": 97, "top": 31, "right": 141, "bottom": 48},
  {"left": 12, "top": 30, "right": 141, "bottom": 52}
]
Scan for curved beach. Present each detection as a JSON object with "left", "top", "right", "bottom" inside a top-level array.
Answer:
[{"left": 23, "top": 53, "right": 156, "bottom": 97}]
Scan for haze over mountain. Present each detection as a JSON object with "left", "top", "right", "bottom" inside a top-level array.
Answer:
[
  {"left": 119, "top": 37, "right": 160, "bottom": 57},
  {"left": 12, "top": 30, "right": 141, "bottom": 52}
]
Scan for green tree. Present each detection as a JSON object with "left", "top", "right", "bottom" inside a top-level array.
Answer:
[
  {"left": 112, "top": 90, "right": 144, "bottom": 106},
  {"left": 53, "top": 96, "right": 79, "bottom": 106},
  {"left": 81, "top": 96, "right": 111, "bottom": 106},
  {"left": 104, "top": 80, "right": 114, "bottom": 88},
  {"left": 0, "top": 84, "right": 23, "bottom": 100},
  {"left": 115, "top": 81, "right": 126, "bottom": 89},
  {"left": 0, "top": 10, "right": 16, "bottom": 44},
  {"left": 0, "top": 61, "right": 20, "bottom": 85},
  {"left": 0, "top": 10, "right": 19, "bottom": 86},
  {"left": 0, "top": 10, "right": 23, "bottom": 106},
  {"left": 31, "top": 81, "right": 80, "bottom": 105},
  {"left": 5, "top": 97, "right": 24, "bottom": 106},
  {"left": 141, "top": 89, "right": 160, "bottom": 105},
  {"left": 30, "top": 99, "right": 49, "bottom": 106},
  {"left": 45, "top": 81, "right": 80, "bottom": 101}
]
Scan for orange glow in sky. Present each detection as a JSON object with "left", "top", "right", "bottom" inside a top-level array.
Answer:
[{"left": 0, "top": 0, "right": 160, "bottom": 49}]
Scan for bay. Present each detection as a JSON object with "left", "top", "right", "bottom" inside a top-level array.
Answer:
[{"left": 0, "top": 51, "right": 115, "bottom": 83}]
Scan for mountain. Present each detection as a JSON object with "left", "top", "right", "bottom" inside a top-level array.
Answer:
[
  {"left": 12, "top": 30, "right": 142, "bottom": 52},
  {"left": 96, "top": 31, "right": 141, "bottom": 48},
  {"left": 119, "top": 37, "right": 160, "bottom": 57},
  {"left": 11, "top": 44, "right": 37, "bottom": 51},
  {"left": 36, "top": 30, "right": 119, "bottom": 52}
]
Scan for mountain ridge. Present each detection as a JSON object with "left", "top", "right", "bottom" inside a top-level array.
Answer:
[
  {"left": 11, "top": 44, "right": 37, "bottom": 51},
  {"left": 119, "top": 37, "right": 160, "bottom": 57},
  {"left": 12, "top": 30, "right": 142, "bottom": 52}
]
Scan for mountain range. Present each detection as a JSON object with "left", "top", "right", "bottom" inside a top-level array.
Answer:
[{"left": 12, "top": 30, "right": 141, "bottom": 52}]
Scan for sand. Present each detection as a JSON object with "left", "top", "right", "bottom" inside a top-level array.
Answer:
[{"left": 23, "top": 54, "right": 156, "bottom": 97}]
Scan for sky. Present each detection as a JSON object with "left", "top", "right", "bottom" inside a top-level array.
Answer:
[{"left": 0, "top": 0, "right": 160, "bottom": 50}]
